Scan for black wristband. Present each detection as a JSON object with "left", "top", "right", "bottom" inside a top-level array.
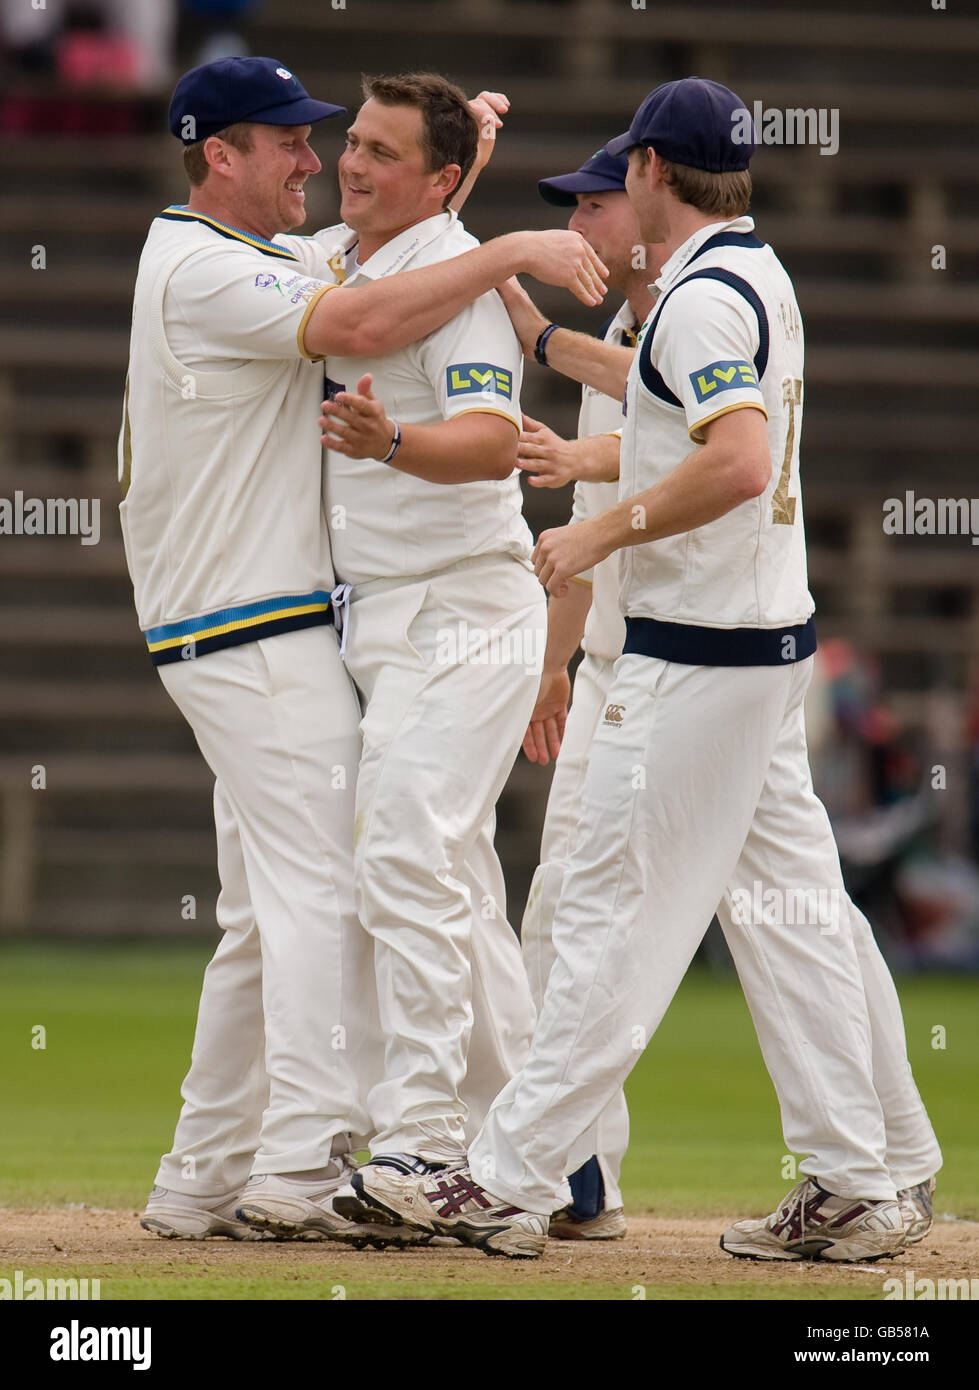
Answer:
[{"left": 534, "top": 323, "right": 560, "bottom": 366}]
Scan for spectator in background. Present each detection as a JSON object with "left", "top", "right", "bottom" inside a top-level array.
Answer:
[
  {"left": 808, "top": 639, "right": 979, "bottom": 970},
  {"left": 0, "top": 0, "right": 175, "bottom": 91},
  {"left": 178, "top": 0, "right": 259, "bottom": 66},
  {"left": 967, "top": 673, "right": 979, "bottom": 864}
]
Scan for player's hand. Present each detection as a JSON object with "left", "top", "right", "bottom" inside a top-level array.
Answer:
[
  {"left": 518, "top": 230, "right": 607, "bottom": 307},
  {"left": 498, "top": 277, "right": 548, "bottom": 360},
  {"left": 319, "top": 373, "right": 396, "bottom": 460},
  {"left": 468, "top": 90, "right": 508, "bottom": 172},
  {"left": 522, "top": 667, "right": 572, "bottom": 765},
  {"left": 533, "top": 519, "right": 610, "bottom": 597},
  {"left": 517, "top": 414, "right": 580, "bottom": 488}
]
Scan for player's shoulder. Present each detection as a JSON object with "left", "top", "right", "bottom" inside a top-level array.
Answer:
[
  {"left": 653, "top": 253, "right": 780, "bottom": 343},
  {"left": 410, "top": 215, "right": 480, "bottom": 269}
]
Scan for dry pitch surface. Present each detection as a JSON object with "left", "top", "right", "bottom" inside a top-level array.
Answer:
[{"left": 3, "top": 1208, "right": 977, "bottom": 1300}]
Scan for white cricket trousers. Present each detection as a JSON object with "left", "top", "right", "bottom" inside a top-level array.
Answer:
[
  {"left": 155, "top": 626, "right": 370, "bottom": 1192},
  {"left": 521, "top": 651, "right": 629, "bottom": 1210},
  {"left": 344, "top": 555, "right": 546, "bottom": 1161},
  {"left": 154, "top": 632, "right": 537, "bottom": 1194},
  {"left": 471, "top": 653, "right": 941, "bottom": 1213}
]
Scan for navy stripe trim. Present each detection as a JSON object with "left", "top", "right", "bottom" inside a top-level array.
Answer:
[
  {"left": 150, "top": 606, "right": 332, "bottom": 667},
  {"left": 638, "top": 232, "right": 769, "bottom": 407},
  {"left": 623, "top": 616, "right": 816, "bottom": 667},
  {"left": 686, "top": 230, "right": 766, "bottom": 264},
  {"left": 157, "top": 209, "right": 299, "bottom": 262},
  {"left": 698, "top": 268, "right": 770, "bottom": 381}
]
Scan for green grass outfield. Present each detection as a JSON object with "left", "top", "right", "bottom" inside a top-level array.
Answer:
[{"left": 1, "top": 942, "right": 976, "bottom": 1299}]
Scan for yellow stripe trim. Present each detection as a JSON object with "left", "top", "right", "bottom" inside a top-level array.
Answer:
[
  {"left": 689, "top": 400, "right": 767, "bottom": 443},
  {"left": 569, "top": 574, "right": 593, "bottom": 588},
  {"left": 147, "top": 601, "right": 330, "bottom": 652},
  {"left": 451, "top": 407, "right": 521, "bottom": 432},
  {"left": 298, "top": 282, "right": 341, "bottom": 360},
  {"left": 163, "top": 208, "right": 298, "bottom": 259}
]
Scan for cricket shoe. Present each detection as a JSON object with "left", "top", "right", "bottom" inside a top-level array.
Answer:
[
  {"left": 720, "top": 1178, "right": 907, "bottom": 1263},
  {"left": 549, "top": 1205, "right": 627, "bottom": 1241},
  {"left": 345, "top": 1158, "right": 548, "bottom": 1259},
  {"left": 898, "top": 1177, "right": 935, "bottom": 1245},
  {"left": 327, "top": 1166, "right": 440, "bottom": 1252},
  {"left": 334, "top": 1153, "right": 451, "bottom": 1231},
  {"left": 140, "top": 1186, "right": 270, "bottom": 1241},
  {"left": 235, "top": 1162, "right": 358, "bottom": 1241}
]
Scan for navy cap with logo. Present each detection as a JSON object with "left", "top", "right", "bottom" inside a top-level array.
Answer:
[
  {"left": 168, "top": 56, "right": 346, "bottom": 144},
  {"left": 538, "top": 146, "right": 630, "bottom": 207},
  {"left": 605, "top": 77, "right": 755, "bottom": 172}
]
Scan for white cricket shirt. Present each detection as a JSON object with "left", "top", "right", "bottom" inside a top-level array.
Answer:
[
  {"left": 570, "top": 299, "right": 639, "bottom": 663},
  {"left": 618, "top": 215, "right": 815, "bottom": 664},
  {"left": 119, "top": 207, "right": 340, "bottom": 664},
  {"left": 317, "top": 211, "right": 532, "bottom": 585}
]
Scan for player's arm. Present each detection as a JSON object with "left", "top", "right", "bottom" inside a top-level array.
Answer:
[
  {"left": 320, "top": 374, "right": 517, "bottom": 483},
  {"left": 522, "top": 580, "right": 592, "bottom": 765},
  {"left": 449, "top": 90, "right": 508, "bottom": 214},
  {"left": 517, "top": 416, "right": 621, "bottom": 487},
  {"left": 533, "top": 406, "right": 770, "bottom": 595},
  {"left": 498, "top": 275, "right": 633, "bottom": 399},
  {"left": 302, "top": 231, "right": 607, "bottom": 359}
]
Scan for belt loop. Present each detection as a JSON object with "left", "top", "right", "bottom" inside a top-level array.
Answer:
[{"left": 330, "top": 582, "right": 352, "bottom": 659}]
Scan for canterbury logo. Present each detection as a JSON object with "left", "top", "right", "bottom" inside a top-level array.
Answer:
[{"left": 603, "top": 703, "right": 626, "bottom": 725}]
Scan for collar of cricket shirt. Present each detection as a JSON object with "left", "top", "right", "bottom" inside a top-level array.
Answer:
[
  {"left": 344, "top": 209, "right": 459, "bottom": 283},
  {"left": 306, "top": 221, "right": 360, "bottom": 284},
  {"left": 158, "top": 205, "right": 301, "bottom": 261},
  {"left": 609, "top": 297, "right": 641, "bottom": 344},
  {"left": 653, "top": 214, "right": 756, "bottom": 294}
]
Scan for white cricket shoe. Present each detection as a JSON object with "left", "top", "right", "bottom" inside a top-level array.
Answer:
[
  {"left": 140, "top": 1186, "right": 269, "bottom": 1241},
  {"left": 720, "top": 1178, "right": 907, "bottom": 1262},
  {"left": 326, "top": 1174, "right": 437, "bottom": 1250},
  {"left": 898, "top": 1177, "right": 936, "bottom": 1245},
  {"left": 549, "top": 1206, "right": 627, "bottom": 1241},
  {"left": 235, "top": 1161, "right": 358, "bottom": 1240},
  {"left": 334, "top": 1154, "right": 450, "bottom": 1229},
  {"left": 348, "top": 1158, "right": 548, "bottom": 1259}
]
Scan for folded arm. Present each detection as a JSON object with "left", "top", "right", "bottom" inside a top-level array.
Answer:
[{"left": 320, "top": 375, "right": 518, "bottom": 484}]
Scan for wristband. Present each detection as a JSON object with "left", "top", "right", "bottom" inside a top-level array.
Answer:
[
  {"left": 534, "top": 323, "right": 560, "bottom": 366},
  {"left": 379, "top": 419, "right": 402, "bottom": 464}
]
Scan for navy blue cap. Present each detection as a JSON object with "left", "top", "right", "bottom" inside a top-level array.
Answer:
[
  {"left": 169, "top": 56, "right": 345, "bottom": 144},
  {"left": 538, "top": 146, "right": 630, "bottom": 206},
  {"left": 606, "top": 77, "right": 754, "bottom": 172}
]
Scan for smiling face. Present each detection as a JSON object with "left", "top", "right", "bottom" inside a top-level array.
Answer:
[
  {"left": 206, "top": 122, "right": 322, "bottom": 238},
  {"left": 338, "top": 97, "right": 460, "bottom": 258}
]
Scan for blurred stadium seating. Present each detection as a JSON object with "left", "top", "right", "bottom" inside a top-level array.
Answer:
[{"left": 1, "top": 0, "right": 977, "bottom": 938}]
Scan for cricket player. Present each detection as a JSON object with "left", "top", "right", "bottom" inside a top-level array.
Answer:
[
  {"left": 344, "top": 78, "right": 941, "bottom": 1259},
  {"left": 315, "top": 73, "right": 550, "bottom": 1204},
  {"left": 125, "top": 56, "right": 606, "bottom": 1242},
  {"left": 517, "top": 146, "right": 665, "bottom": 1241}
]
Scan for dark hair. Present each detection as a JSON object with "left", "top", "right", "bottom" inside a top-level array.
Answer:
[
  {"left": 644, "top": 146, "right": 751, "bottom": 218},
  {"left": 361, "top": 72, "right": 478, "bottom": 207},
  {"left": 183, "top": 123, "right": 255, "bottom": 187}
]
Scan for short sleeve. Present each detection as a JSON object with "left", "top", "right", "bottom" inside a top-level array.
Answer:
[
  {"left": 164, "top": 246, "right": 339, "bottom": 364},
  {"left": 414, "top": 288, "right": 523, "bottom": 432},
  {"left": 648, "top": 277, "right": 767, "bottom": 442}
]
